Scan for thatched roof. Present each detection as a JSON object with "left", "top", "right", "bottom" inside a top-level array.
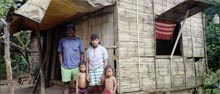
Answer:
[{"left": 10, "top": 0, "right": 115, "bottom": 33}]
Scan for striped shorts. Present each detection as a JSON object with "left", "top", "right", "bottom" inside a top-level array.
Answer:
[{"left": 89, "top": 67, "right": 104, "bottom": 86}]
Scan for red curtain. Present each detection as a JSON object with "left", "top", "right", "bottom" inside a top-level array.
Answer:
[{"left": 155, "top": 20, "right": 176, "bottom": 40}]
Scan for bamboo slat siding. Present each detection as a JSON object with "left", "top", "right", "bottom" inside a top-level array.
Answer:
[
  {"left": 47, "top": 0, "right": 206, "bottom": 93},
  {"left": 116, "top": 0, "right": 206, "bottom": 94},
  {"left": 74, "top": 7, "right": 116, "bottom": 68}
]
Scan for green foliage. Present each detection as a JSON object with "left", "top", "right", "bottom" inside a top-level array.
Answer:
[
  {"left": 0, "top": 0, "right": 29, "bottom": 79},
  {"left": 11, "top": 30, "right": 31, "bottom": 47},
  {"left": 0, "top": 0, "right": 24, "bottom": 28},
  {"left": 11, "top": 52, "right": 28, "bottom": 78},
  {"left": 199, "top": 0, "right": 220, "bottom": 93},
  {"left": 204, "top": 70, "right": 220, "bottom": 89},
  {"left": 0, "top": 30, "right": 30, "bottom": 79},
  {"left": 200, "top": 70, "right": 220, "bottom": 94},
  {"left": 204, "top": 0, "right": 220, "bottom": 72},
  {"left": 0, "top": 0, "right": 15, "bottom": 18},
  {"left": 0, "top": 52, "right": 28, "bottom": 79}
]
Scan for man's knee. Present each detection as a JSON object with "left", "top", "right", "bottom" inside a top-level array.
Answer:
[{"left": 64, "top": 82, "right": 70, "bottom": 87}]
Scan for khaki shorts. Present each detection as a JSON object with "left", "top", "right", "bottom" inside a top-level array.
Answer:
[{"left": 61, "top": 66, "right": 79, "bottom": 82}]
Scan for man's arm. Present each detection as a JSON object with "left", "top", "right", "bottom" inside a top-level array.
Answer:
[
  {"left": 58, "top": 39, "right": 63, "bottom": 64},
  {"left": 59, "top": 52, "right": 63, "bottom": 64},
  {"left": 79, "top": 40, "right": 85, "bottom": 61},
  {"left": 80, "top": 53, "right": 84, "bottom": 61}
]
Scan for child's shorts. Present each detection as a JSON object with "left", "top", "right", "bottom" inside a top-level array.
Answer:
[
  {"left": 103, "top": 89, "right": 111, "bottom": 94},
  {"left": 78, "top": 87, "right": 88, "bottom": 93}
]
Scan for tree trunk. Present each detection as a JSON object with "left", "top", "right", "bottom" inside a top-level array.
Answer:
[{"left": 4, "top": 24, "right": 14, "bottom": 94}]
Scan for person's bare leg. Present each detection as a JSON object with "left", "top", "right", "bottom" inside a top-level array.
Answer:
[
  {"left": 63, "top": 82, "right": 70, "bottom": 94},
  {"left": 97, "top": 85, "right": 103, "bottom": 94},
  {"left": 91, "top": 86, "right": 98, "bottom": 94}
]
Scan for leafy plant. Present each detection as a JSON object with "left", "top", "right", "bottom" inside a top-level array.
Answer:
[
  {"left": 204, "top": 70, "right": 220, "bottom": 89},
  {"left": 203, "top": 0, "right": 220, "bottom": 72},
  {"left": 0, "top": 0, "right": 29, "bottom": 80}
]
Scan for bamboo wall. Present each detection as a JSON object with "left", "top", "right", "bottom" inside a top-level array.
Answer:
[
  {"left": 116, "top": 0, "right": 206, "bottom": 94},
  {"left": 49, "top": 0, "right": 206, "bottom": 93},
  {"left": 74, "top": 7, "right": 116, "bottom": 68}
]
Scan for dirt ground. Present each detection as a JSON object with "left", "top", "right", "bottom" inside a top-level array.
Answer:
[{"left": 0, "top": 80, "right": 75, "bottom": 94}]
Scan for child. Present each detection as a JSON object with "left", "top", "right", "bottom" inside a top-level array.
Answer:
[
  {"left": 103, "top": 65, "right": 117, "bottom": 94},
  {"left": 76, "top": 61, "right": 88, "bottom": 94}
]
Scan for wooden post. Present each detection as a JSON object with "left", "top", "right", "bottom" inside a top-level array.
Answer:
[
  {"left": 44, "top": 31, "right": 52, "bottom": 87},
  {"left": 50, "top": 31, "right": 58, "bottom": 80},
  {"left": 202, "top": 13, "right": 208, "bottom": 74},
  {"left": 152, "top": 0, "right": 158, "bottom": 89},
  {"left": 3, "top": 23, "right": 14, "bottom": 94},
  {"left": 35, "top": 24, "right": 45, "bottom": 94}
]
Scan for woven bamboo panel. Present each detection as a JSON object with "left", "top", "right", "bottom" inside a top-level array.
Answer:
[
  {"left": 181, "top": 14, "right": 205, "bottom": 57},
  {"left": 117, "top": 0, "right": 206, "bottom": 93},
  {"left": 195, "top": 60, "right": 205, "bottom": 85},
  {"left": 156, "top": 59, "right": 171, "bottom": 89},
  {"left": 185, "top": 59, "right": 196, "bottom": 87},
  {"left": 140, "top": 58, "right": 156, "bottom": 90},
  {"left": 75, "top": 7, "right": 115, "bottom": 67},
  {"left": 171, "top": 58, "right": 185, "bottom": 87}
]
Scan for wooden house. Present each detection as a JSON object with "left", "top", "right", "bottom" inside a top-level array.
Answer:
[{"left": 9, "top": 0, "right": 212, "bottom": 94}]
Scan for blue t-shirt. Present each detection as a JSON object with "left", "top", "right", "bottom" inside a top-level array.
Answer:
[{"left": 57, "top": 37, "right": 84, "bottom": 69}]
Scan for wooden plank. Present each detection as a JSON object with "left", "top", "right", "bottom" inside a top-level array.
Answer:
[
  {"left": 34, "top": 24, "right": 45, "bottom": 94},
  {"left": 50, "top": 30, "right": 59, "bottom": 80}
]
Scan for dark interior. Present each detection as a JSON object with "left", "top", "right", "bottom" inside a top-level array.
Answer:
[{"left": 156, "top": 22, "right": 182, "bottom": 55}]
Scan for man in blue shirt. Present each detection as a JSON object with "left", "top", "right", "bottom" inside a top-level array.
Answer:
[{"left": 57, "top": 24, "right": 84, "bottom": 94}]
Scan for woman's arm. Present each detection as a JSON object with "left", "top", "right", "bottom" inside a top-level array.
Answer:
[
  {"left": 104, "top": 59, "right": 108, "bottom": 67},
  {"left": 101, "top": 47, "right": 108, "bottom": 82},
  {"left": 102, "top": 59, "right": 108, "bottom": 77},
  {"left": 101, "top": 59, "right": 107, "bottom": 83},
  {"left": 86, "top": 60, "right": 90, "bottom": 82}
]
